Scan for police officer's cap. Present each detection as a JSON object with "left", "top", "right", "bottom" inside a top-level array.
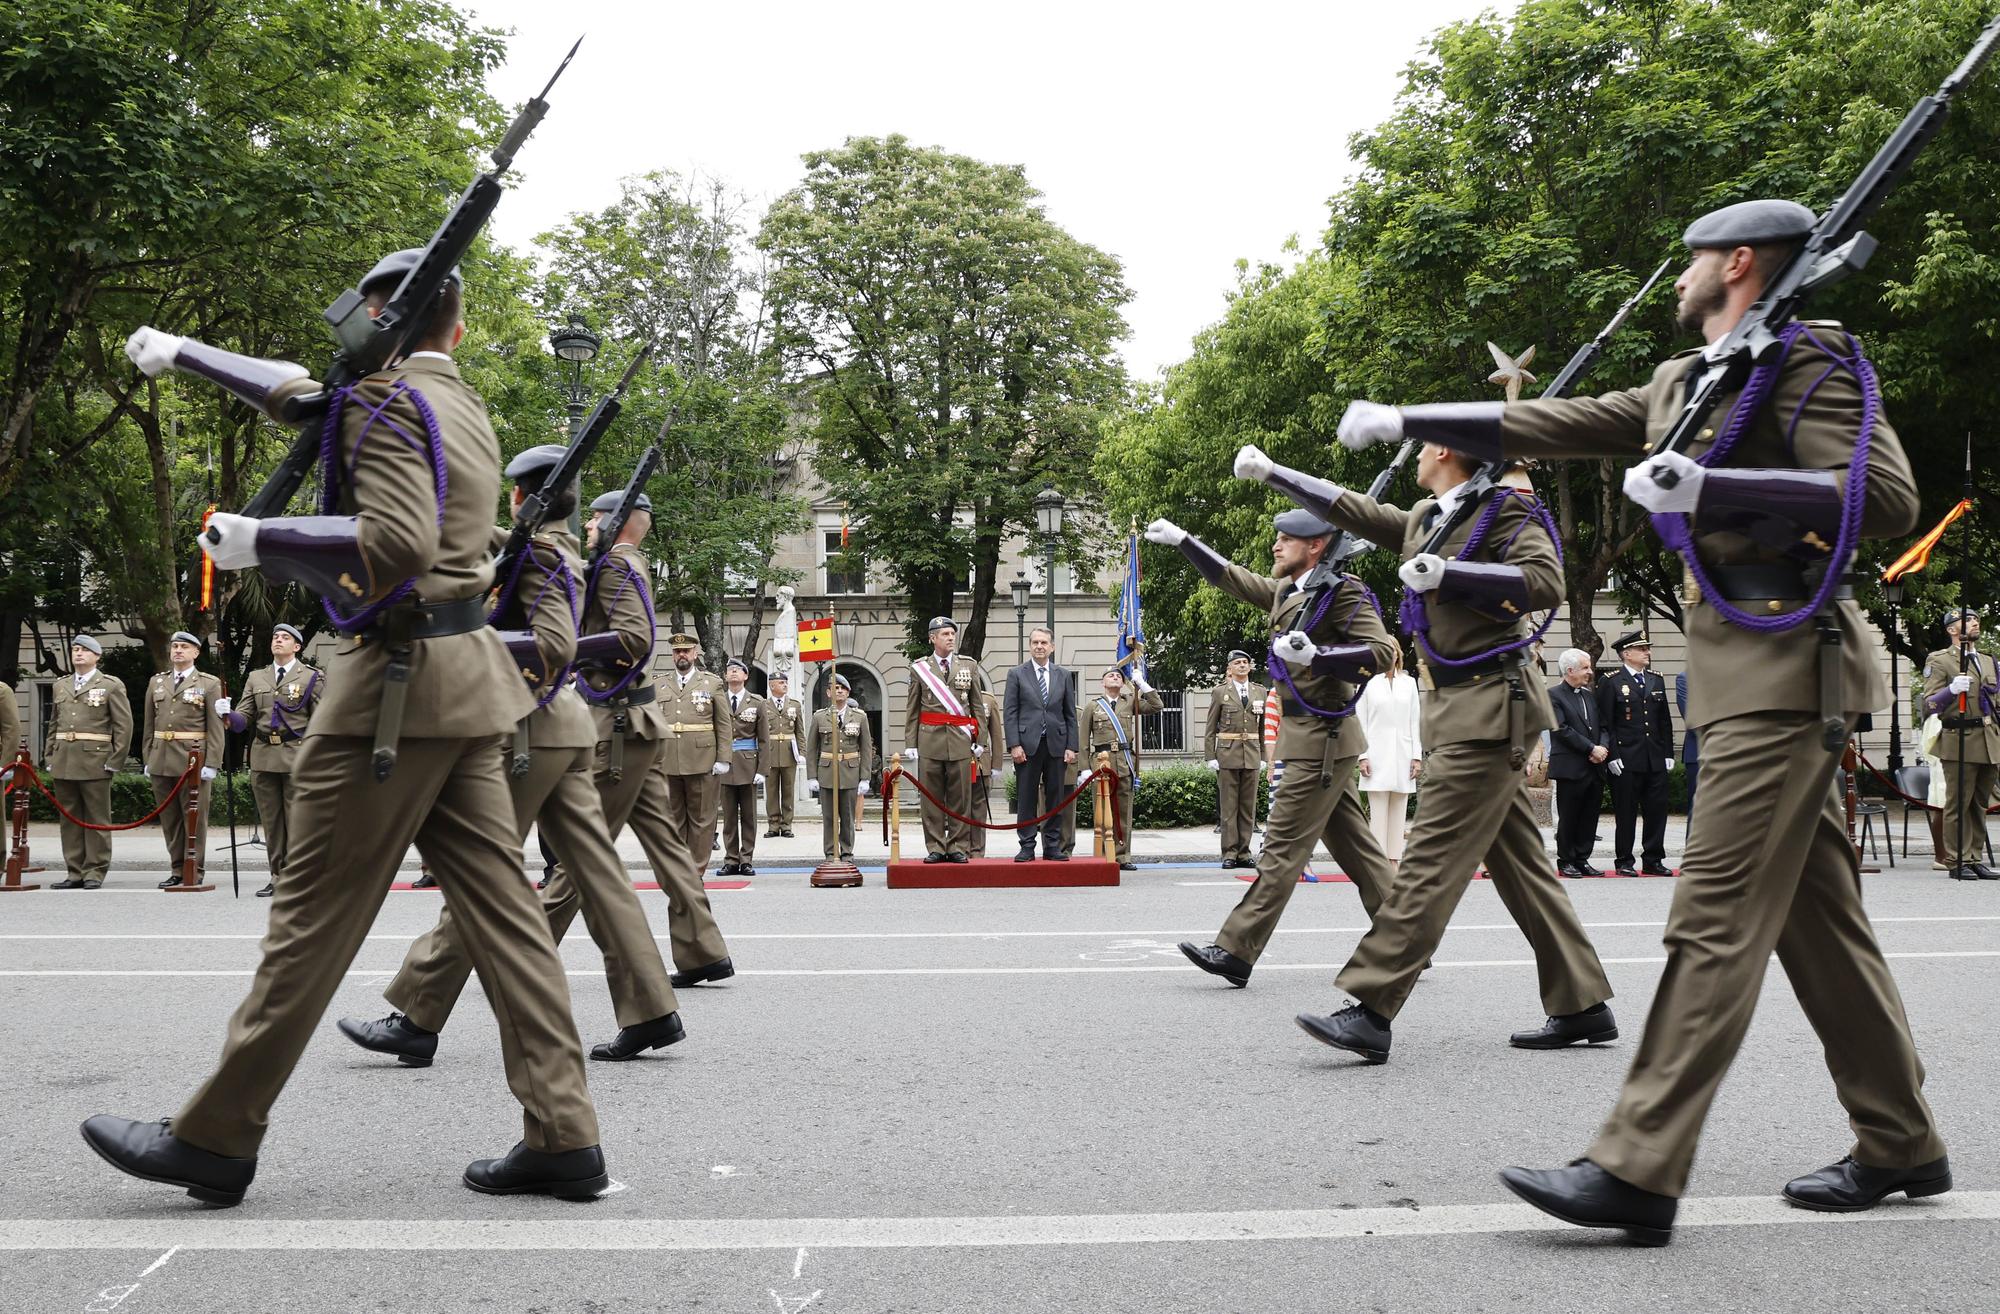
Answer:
[
  {"left": 272, "top": 623, "right": 304, "bottom": 644},
  {"left": 830, "top": 673, "right": 851, "bottom": 691},
  {"left": 1273, "top": 508, "right": 1334, "bottom": 539},
  {"left": 170, "top": 630, "right": 203, "bottom": 651},
  {"left": 1611, "top": 631, "right": 1652, "bottom": 652},
  {"left": 927, "top": 616, "right": 958, "bottom": 634},
  {"left": 505, "top": 444, "right": 567, "bottom": 482},
  {"left": 589, "top": 490, "right": 651, "bottom": 515},
  {"left": 1227, "top": 649, "right": 1252, "bottom": 664},
  {"left": 358, "top": 248, "right": 464, "bottom": 298},
  {"left": 1682, "top": 199, "right": 1815, "bottom": 251},
  {"left": 72, "top": 635, "right": 103, "bottom": 656},
  {"left": 725, "top": 657, "right": 749, "bottom": 673},
  {"left": 667, "top": 632, "right": 699, "bottom": 648}
]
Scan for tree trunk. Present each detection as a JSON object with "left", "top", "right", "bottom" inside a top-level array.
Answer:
[{"left": 138, "top": 382, "right": 185, "bottom": 668}]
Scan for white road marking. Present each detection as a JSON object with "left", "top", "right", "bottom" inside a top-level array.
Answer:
[
  {"left": 2, "top": 1194, "right": 1992, "bottom": 1251},
  {"left": 138, "top": 1245, "right": 178, "bottom": 1277},
  {"left": 792, "top": 1247, "right": 807, "bottom": 1279}
]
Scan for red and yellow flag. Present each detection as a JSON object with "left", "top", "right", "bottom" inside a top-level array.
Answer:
[
  {"left": 199, "top": 505, "right": 216, "bottom": 611},
  {"left": 1882, "top": 498, "right": 1973, "bottom": 583},
  {"left": 799, "top": 616, "right": 835, "bottom": 662}
]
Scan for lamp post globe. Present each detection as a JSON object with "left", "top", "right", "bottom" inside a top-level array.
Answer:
[
  {"left": 1033, "top": 488, "right": 1065, "bottom": 635},
  {"left": 1011, "top": 568, "right": 1032, "bottom": 662},
  {"left": 549, "top": 314, "right": 601, "bottom": 437}
]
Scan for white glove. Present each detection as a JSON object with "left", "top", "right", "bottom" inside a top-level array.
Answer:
[
  {"left": 124, "top": 326, "right": 185, "bottom": 377},
  {"left": 199, "top": 766, "right": 217, "bottom": 781},
  {"left": 105, "top": 764, "right": 118, "bottom": 775},
  {"left": 858, "top": 782, "right": 871, "bottom": 797},
  {"left": 1206, "top": 758, "right": 1220, "bottom": 770},
  {"left": 709, "top": 761, "right": 730, "bottom": 776},
  {"left": 808, "top": 780, "right": 821, "bottom": 797},
  {"left": 1143, "top": 518, "right": 1185, "bottom": 547},
  {"left": 1621, "top": 450, "right": 1704, "bottom": 514},
  {"left": 1077, "top": 768, "right": 1095, "bottom": 785},
  {"left": 1949, "top": 674, "right": 1973, "bottom": 695},
  {"left": 1608, "top": 759, "right": 1624, "bottom": 777},
  {"left": 1134, "top": 676, "right": 1153, "bottom": 694},
  {"left": 903, "top": 748, "right": 918, "bottom": 762},
  {"left": 1337, "top": 400, "right": 1403, "bottom": 451},
  {"left": 972, "top": 744, "right": 987, "bottom": 759},
  {"left": 1399, "top": 553, "right": 1445, "bottom": 593},
  {"left": 1273, "top": 630, "right": 1315, "bottom": 669},
  {"left": 199, "top": 512, "right": 262, "bottom": 570},
  {"left": 1233, "top": 444, "right": 1275, "bottom": 483},
  {"left": 792, "top": 743, "right": 805, "bottom": 766},
  {"left": 753, "top": 773, "right": 765, "bottom": 786},
  {"left": 1, "top": 766, "right": 13, "bottom": 786},
  {"left": 213, "top": 697, "right": 232, "bottom": 717},
  {"left": 1665, "top": 758, "right": 1675, "bottom": 771}
]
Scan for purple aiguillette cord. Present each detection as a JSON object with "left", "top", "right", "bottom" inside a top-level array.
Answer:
[
  {"left": 315, "top": 381, "right": 449, "bottom": 633},
  {"left": 577, "top": 553, "right": 655, "bottom": 704},
  {"left": 489, "top": 544, "right": 583, "bottom": 711},
  {"left": 1266, "top": 575, "right": 1382, "bottom": 720},
  {"left": 1650, "top": 322, "right": 1876, "bottom": 633},
  {"left": 1400, "top": 489, "right": 1562, "bottom": 668}
]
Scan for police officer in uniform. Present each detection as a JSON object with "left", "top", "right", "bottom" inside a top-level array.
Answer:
[
  {"left": 1077, "top": 666, "right": 1163, "bottom": 871},
  {"left": 761, "top": 671, "right": 804, "bottom": 837},
  {"left": 903, "top": 617, "right": 989, "bottom": 863},
  {"left": 44, "top": 636, "right": 131, "bottom": 889},
  {"left": 653, "top": 632, "right": 736, "bottom": 982},
  {"left": 1597, "top": 633, "right": 1674, "bottom": 876},
  {"left": 142, "top": 630, "right": 225, "bottom": 887},
  {"left": 1337, "top": 198, "right": 1948, "bottom": 1241},
  {"left": 806, "top": 673, "right": 875, "bottom": 861},
  {"left": 1922, "top": 611, "right": 1998, "bottom": 879},
  {"left": 222, "top": 622, "right": 325, "bottom": 897},
  {"left": 715, "top": 657, "right": 770, "bottom": 875},
  {"left": 1205, "top": 649, "right": 1267, "bottom": 869}
]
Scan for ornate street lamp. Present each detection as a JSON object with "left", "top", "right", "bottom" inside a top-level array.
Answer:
[
  {"left": 1010, "top": 568, "right": 1032, "bottom": 662},
  {"left": 1883, "top": 578, "right": 1906, "bottom": 774},
  {"left": 1033, "top": 487, "right": 1065, "bottom": 637},
  {"left": 549, "top": 314, "right": 601, "bottom": 438}
]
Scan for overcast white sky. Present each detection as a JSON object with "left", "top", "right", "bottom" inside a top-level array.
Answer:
[{"left": 465, "top": 0, "right": 1499, "bottom": 381}]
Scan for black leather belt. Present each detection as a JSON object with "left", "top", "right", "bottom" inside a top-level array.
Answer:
[
  {"left": 1707, "top": 563, "right": 1856, "bottom": 601},
  {"left": 1426, "top": 657, "right": 1514, "bottom": 689},
  {"left": 357, "top": 595, "right": 488, "bottom": 641},
  {"left": 603, "top": 685, "right": 656, "bottom": 709}
]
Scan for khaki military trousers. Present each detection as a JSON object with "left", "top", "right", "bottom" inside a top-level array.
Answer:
[
  {"left": 1102, "top": 768, "right": 1139, "bottom": 864},
  {"left": 1217, "top": 753, "right": 1393, "bottom": 963},
  {"left": 393, "top": 744, "right": 677, "bottom": 1034},
  {"left": 1589, "top": 712, "right": 1946, "bottom": 1197},
  {"left": 918, "top": 753, "right": 975, "bottom": 857},
  {"left": 50, "top": 777, "right": 113, "bottom": 882},
  {"left": 767, "top": 764, "right": 796, "bottom": 831},
  {"left": 820, "top": 786, "right": 857, "bottom": 860},
  {"left": 664, "top": 769, "right": 720, "bottom": 877},
  {"left": 1218, "top": 766, "right": 1259, "bottom": 863},
  {"left": 969, "top": 774, "right": 993, "bottom": 857},
  {"left": 1337, "top": 740, "right": 1612, "bottom": 1022},
  {"left": 173, "top": 735, "right": 600, "bottom": 1160},
  {"left": 718, "top": 782, "right": 759, "bottom": 864},
  {"left": 1936, "top": 755, "right": 1996, "bottom": 867},
  {"left": 250, "top": 771, "right": 294, "bottom": 885},
  {"left": 592, "top": 739, "right": 729, "bottom": 972},
  {"left": 151, "top": 772, "right": 210, "bottom": 875}
]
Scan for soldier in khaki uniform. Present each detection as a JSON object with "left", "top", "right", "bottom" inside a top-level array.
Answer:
[
  {"left": 968, "top": 687, "right": 1004, "bottom": 858},
  {"left": 806, "top": 673, "right": 875, "bottom": 861},
  {"left": 90, "top": 252, "right": 609, "bottom": 1203},
  {"left": 1921, "top": 611, "right": 1998, "bottom": 879},
  {"left": 652, "top": 633, "right": 735, "bottom": 980},
  {"left": 715, "top": 657, "right": 771, "bottom": 875},
  {"left": 342, "top": 445, "right": 684, "bottom": 1066},
  {"left": 1205, "top": 650, "right": 1267, "bottom": 869},
  {"left": 141, "top": 630, "right": 226, "bottom": 887},
  {"left": 1339, "top": 200, "right": 1948, "bottom": 1241},
  {"left": 44, "top": 635, "right": 132, "bottom": 889},
  {"left": 221, "top": 622, "right": 324, "bottom": 897},
  {"left": 1076, "top": 666, "right": 1163, "bottom": 870},
  {"left": 902, "top": 617, "right": 989, "bottom": 863},
  {"left": 1152, "top": 511, "right": 1399, "bottom": 982},
  {"left": 761, "top": 671, "right": 804, "bottom": 837},
  {"left": 1, "top": 678, "right": 19, "bottom": 764}
]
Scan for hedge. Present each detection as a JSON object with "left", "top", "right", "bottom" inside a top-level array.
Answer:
[{"left": 16, "top": 770, "right": 258, "bottom": 825}]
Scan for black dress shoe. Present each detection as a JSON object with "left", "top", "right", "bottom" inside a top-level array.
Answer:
[
  {"left": 1510, "top": 1003, "right": 1617, "bottom": 1049},
  {"left": 1974, "top": 862, "right": 2000, "bottom": 880},
  {"left": 1119, "top": 861, "right": 1138, "bottom": 871},
  {"left": 1613, "top": 864, "right": 1638, "bottom": 878},
  {"left": 410, "top": 871, "right": 438, "bottom": 889},
  {"left": 740, "top": 865, "right": 755, "bottom": 876},
  {"left": 764, "top": 829, "right": 781, "bottom": 838},
  {"left": 1783, "top": 1154, "right": 1951, "bottom": 1212},
  {"left": 536, "top": 874, "right": 552, "bottom": 890},
  {"left": 80, "top": 1115, "right": 256, "bottom": 1207},
  {"left": 782, "top": 828, "right": 795, "bottom": 837},
  {"left": 1499, "top": 1159, "right": 1675, "bottom": 1246},
  {"left": 51, "top": 877, "right": 89, "bottom": 889},
  {"left": 669, "top": 957, "right": 735, "bottom": 989},
  {"left": 924, "top": 851, "right": 946, "bottom": 864},
  {"left": 83, "top": 879, "right": 103, "bottom": 889},
  {"left": 1640, "top": 862, "right": 1674, "bottom": 876},
  {"left": 254, "top": 883, "right": 274, "bottom": 898},
  {"left": 1178, "top": 942, "right": 1252, "bottom": 987},
  {"left": 1947, "top": 864, "right": 1981, "bottom": 881},
  {"left": 1015, "top": 847, "right": 1037, "bottom": 863},
  {"left": 463, "top": 1141, "right": 609, "bottom": 1200},
  {"left": 336, "top": 1011, "right": 439, "bottom": 1066},
  {"left": 157, "top": 874, "right": 183, "bottom": 889},
  {"left": 1295, "top": 1002, "right": 1392, "bottom": 1063},
  {"left": 590, "top": 1012, "right": 686, "bottom": 1061},
  {"left": 947, "top": 851, "right": 969, "bottom": 863},
  {"left": 1557, "top": 864, "right": 1585, "bottom": 879},
  {"left": 1043, "top": 849, "right": 1068, "bottom": 862},
  {"left": 1578, "top": 864, "right": 1605, "bottom": 877}
]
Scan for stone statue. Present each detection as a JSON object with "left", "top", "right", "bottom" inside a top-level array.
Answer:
[{"left": 1486, "top": 341, "right": 1537, "bottom": 403}]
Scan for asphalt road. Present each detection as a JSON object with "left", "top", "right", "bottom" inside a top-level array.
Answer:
[{"left": 4, "top": 866, "right": 1995, "bottom": 1312}]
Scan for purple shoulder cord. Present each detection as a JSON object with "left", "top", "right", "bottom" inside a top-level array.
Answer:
[
  {"left": 1399, "top": 488, "right": 1563, "bottom": 668},
  {"left": 315, "top": 381, "right": 449, "bottom": 634},
  {"left": 577, "top": 551, "right": 656, "bottom": 703},
  {"left": 1265, "top": 575, "right": 1383, "bottom": 720},
  {"left": 490, "top": 542, "right": 583, "bottom": 711}
]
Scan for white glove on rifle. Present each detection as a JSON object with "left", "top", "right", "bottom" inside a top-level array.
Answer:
[
  {"left": 124, "top": 326, "right": 185, "bottom": 377},
  {"left": 1233, "top": 444, "right": 1275, "bottom": 483},
  {"left": 1337, "top": 401, "right": 1403, "bottom": 451},
  {"left": 1622, "top": 451, "right": 1704, "bottom": 514},
  {"left": 753, "top": 773, "right": 765, "bottom": 787},
  {"left": 1950, "top": 674, "right": 1973, "bottom": 695},
  {"left": 709, "top": 761, "right": 730, "bottom": 776},
  {"left": 199, "top": 767, "right": 217, "bottom": 781},
  {"left": 213, "top": 697, "right": 232, "bottom": 717},
  {"left": 808, "top": 781, "right": 821, "bottom": 798},
  {"left": 1273, "top": 630, "right": 1315, "bottom": 670},
  {"left": 199, "top": 513, "right": 262, "bottom": 571},
  {"left": 903, "top": 748, "right": 918, "bottom": 762},
  {"left": 1143, "top": 518, "right": 1185, "bottom": 547},
  {"left": 1399, "top": 553, "right": 1445, "bottom": 594}
]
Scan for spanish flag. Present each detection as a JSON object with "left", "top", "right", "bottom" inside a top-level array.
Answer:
[
  {"left": 1883, "top": 499, "right": 1974, "bottom": 583},
  {"left": 799, "top": 616, "right": 835, "bottom": 662}
]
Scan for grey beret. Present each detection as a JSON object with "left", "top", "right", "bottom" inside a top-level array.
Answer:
[
  {"left": 1946, "top": 611, "right": 1981, "bottom": 630},
  {"left": 170, "top": 630, "right": 202, "bottom": 650},
  {"left": 725, "top": 657, "right": 749, "bottom": 673},
  {"left": 1273, "top": 508, "right": 1334, "bottom": 539},
  {"left": 358, "top": 247, "right": 463, "bottom": 297},
  {"left": 589, "top": 490, "right": 651, "bottom": 514},
  {"left": 830, "top": 673, "right": 851, "bottom": 690},
  {"left": 1683, "top": 199, "right": 1815, "bottom": 250},
  {"left": 769, "top": 671, "right": 790, "bottom": 683},
  {"left": 505, "top": 443, "right": 567, "bottom": 481},
  {"left": 1227, "top": 650, "right": 1252, "bottom": 664},
  {"left": 927, "top": 616, "right": 958, "bottom": 634},
  {"left": 272, "top": 623, "right": 304, "bottom": 643},
  {"left": 72, "top": 635, "right": 103, "bottom": 656}
]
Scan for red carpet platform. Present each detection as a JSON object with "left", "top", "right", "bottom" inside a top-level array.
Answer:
[{"left": 887, "top": 857, "right": 1119, "bottom": 888}]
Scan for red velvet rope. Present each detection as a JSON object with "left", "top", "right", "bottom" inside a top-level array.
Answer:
[
  {"left": 1852, "top": 749, "right": 2000, "bottom": 816},
  {"left": 881, "top": 765, "right": 1124, "bottom": 842},
  {"left": 6, "top": 752, "right": 199, "bottom": 831}
]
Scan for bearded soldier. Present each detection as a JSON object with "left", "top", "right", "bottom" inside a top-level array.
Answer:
[
  {"left": 222, "top": 622, "right": 325, "bottom": 897},
  {"left": 761, "top": 671, "right": 804, "bottom": 837},
  {"left": 141, "top": 630, "right": 226, "bottom": 888},
  {"left": 44, "top": 636, "right": 132, "bottom": 889},
  {"left": 651, "top": 632, "right": 736, "bottom": 983},
  {"left": 902, "top": 617, "right": 989, "bottom": 863},
  {"left": 1205, "top": 649, "right": 1268, "bottom": 870}
]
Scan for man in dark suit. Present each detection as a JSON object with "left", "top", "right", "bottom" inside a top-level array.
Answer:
[
  {"left": 1548, "top": 648, "right": 1607, "bottom": 877},
  {"left": 1675, "top": 671, "right": 1700, "bottom": 812},
  {"left": 1004, "top": 626, "right": 1078, "bottom": 861},
  {"left": 1597, "top": 632, "right": 1674, "bottom": 876}
]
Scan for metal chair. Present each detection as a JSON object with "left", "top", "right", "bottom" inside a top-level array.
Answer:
[{"left": 1897, "top": 764, "right": 1931, "bottom": 859}]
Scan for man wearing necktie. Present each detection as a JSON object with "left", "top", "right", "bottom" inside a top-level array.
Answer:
[
  {"left": 714, "top": 658, "right": 772, "bottom": 876},
  {"left": 221, "top": 622, "right": 325, "bottom": 896},
  {"left": 44, "top": 635, "right": 132, "bottom": 889},
  {"left": 1204, "top": 649, "right": 1268, "bottom": 869},
  {"left": 142, "top": 630, "right": 226, "bottom": 888},
  {"left": 1003, "top": 627, "right": 1077, "bottom": 862},
  {"left": 903, "top": 617, "right": 989, "bottom": 863},
  {"left": 1547, "top": 648, "right": 1607, "bottom": 877},
  {"left": 1596, "top": 633, "right": 1674, "bottom": 876}
]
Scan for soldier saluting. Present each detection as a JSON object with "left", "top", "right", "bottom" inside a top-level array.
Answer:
[
  {"left": 141, "top": 630, "right": 226, "bottom": 889},
  {"left": 221, "top": 622, "right": 325, "bottom": 897},
  {"left": 44, "top": 635, "right": 132, "bottom": 889}
]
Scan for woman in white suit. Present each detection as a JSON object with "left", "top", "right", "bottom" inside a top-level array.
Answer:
[{"left": 1356, "top": 648, "right": 1423, "bottom": 862}]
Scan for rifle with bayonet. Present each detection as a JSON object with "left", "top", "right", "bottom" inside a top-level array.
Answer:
[
  {"left": 1325, "top": 439, "right": 1416, "bottom": 570},
  {"left": 590, "top": 444, "right": 665, "bottom": 569}
]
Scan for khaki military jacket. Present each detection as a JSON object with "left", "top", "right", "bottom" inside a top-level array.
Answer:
[
  {"left": 578, "top": 541, "right": 666, "bottom": 743},
  {"left": 42, "top": 670, "right": 132, "bottom": 779},
  {"left": 1922, "top": 646, "right": 2000, "bottom": 765},
  {"left": 142, "top": 668, "right": 226, "bottom": 776},
  {"left": 1205, "top": 680, "right": 1269, "bottom": 770},
  {"left": 718, "top": 689, "right": 772, "bottom": 785},
  {"left": 1083, "top": 686, "right": 1164, "bottom": 781},
  {"left": 1497, "top": 322, "right": 1917, "bottom": 731},
  {"left": 232, "top": 661, "right": 326, "bottom": 773},
  {"left": 806, "top": 703, "right": 876, "bottom": 790},
  {"left": 760, "top": 697, "right": 805, "bottom": 773},
  {"left": 905, "top": 651, "right": 989, "bottom": 763},
  {"left": 1327, "top": 488, "right": 1559, "bottom": 752},
  {"left": 655, "top": 669, "right": 731, "bottom": 775},
  {"left": 265, "top": 356, "right": 532, "bottom": 739},
  {"left": 1, "top": 681, "right": 20, "bottom": 762},
  {"left": 1209, "top": 563, "right": 1395, "bottom": 762},
  {"left": 503, "top": 528, "right": 594, "bottom": 752},
  {"left": 973, "top": 690, "right": 1004, "bottom": 787}
]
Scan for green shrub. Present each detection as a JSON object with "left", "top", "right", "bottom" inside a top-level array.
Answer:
[
  {"left": 1002, "top": 761, "right": 1272, "bottom": 829},
  {"left": 20, "top": 770, "right": 256, "bottom": 824}
]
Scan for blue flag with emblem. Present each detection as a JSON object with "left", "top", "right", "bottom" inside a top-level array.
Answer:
[{"left": 1116, "top": 531, "right": 1146, "bottom": 683}]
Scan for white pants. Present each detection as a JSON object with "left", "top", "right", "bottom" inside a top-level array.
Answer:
[{"left": 1366, "top": 791, "right": 1410, "bottom": 861}]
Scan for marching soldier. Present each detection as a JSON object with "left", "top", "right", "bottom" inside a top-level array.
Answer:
[
  {"left": 221, "top": 622, "right": 325, "bottom": 897},
  {"left": 94, "top": 249, "right": 610, "bottom": 1203},
  {"left": 1149, "top": 510, "right": 1399, "bottom": 982},
  {"left": 715, "top": 657, "right": 770, "bottom": 876},
  {"left": 1597, "top": 632, "right": 1675, "bottom": 876},
  {"left": 1922, "top": 610, "right": 1998, "bottom": 880},
  {"left": 341, "top": 444, "right": 683, "bottom": 1067},
  {"left": 1077, "top": 665, "right": 1163, "bottom": 871},
  {"left": 653, "top": 632, "right": 736, "bottom": 982},
  {"left": 1337, "top": 198, "right": 1947, "bottom": 1241},
  {"left": 141, "top": 630, "right": 225, "bottom": 888},
  {"left": 1205, "top": 649, "right": 1267, "bottom": 869},
  {"left": 761, "top": 671, "right": 804, "bottom": 837},
  {"left": 44, "top": 635, "right": 131, "bottom": 889},
  {"left": 902, "top": 617, "right": 989, "bottom": 863},
  {"left": 806, "top": 673, "right": 875, "bottom": 862},
  {"left": 968, "top": 685, "right": 1004, "bottom": 858}
]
